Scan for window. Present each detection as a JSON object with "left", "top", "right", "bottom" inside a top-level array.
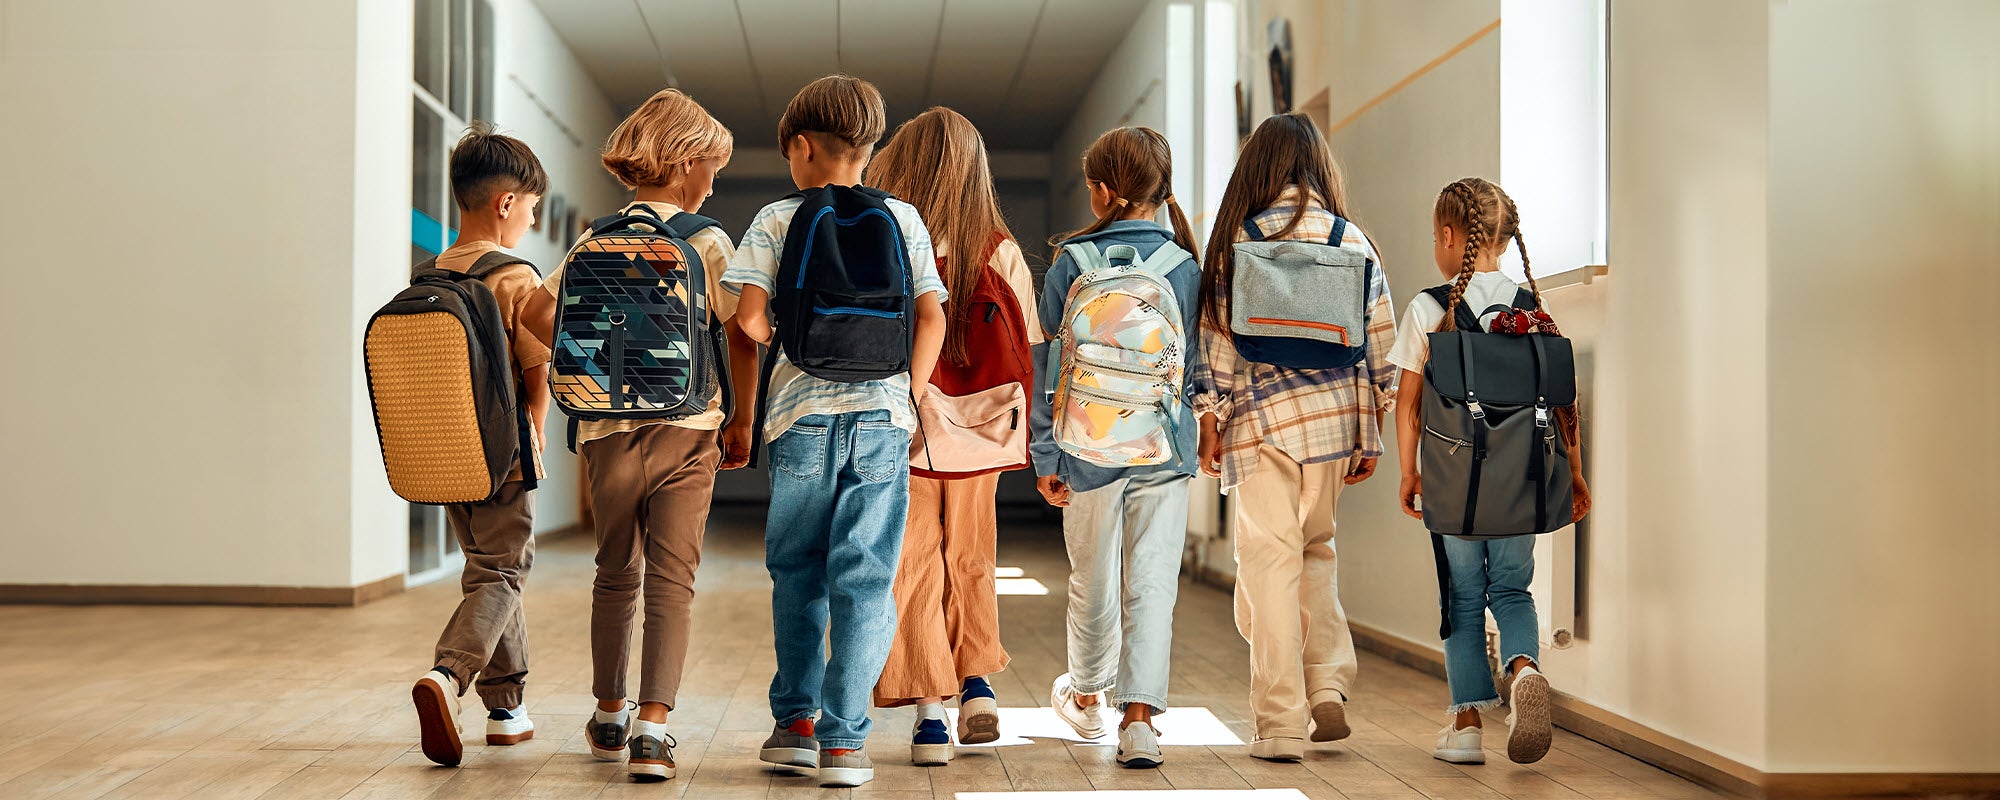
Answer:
[{"left": 1500, "top": 0, "right": 1608, "bottom": 278}]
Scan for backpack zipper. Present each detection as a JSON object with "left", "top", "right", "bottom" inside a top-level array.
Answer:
[
  {"left": 1244, "top": 317, "right": 1350, "bottom": 345},
  {"left": 1073, "top": 352, "right": 1167, "bottom": 380},
  {"left": 812, "top": 304, "right": 903, "bottom": 319},
  {"left": 1066, "top": 383, "right": 1163, "bottom": 412},
  {"left": 1424, "top": 426, "right": 1471, "bottom": 455}
]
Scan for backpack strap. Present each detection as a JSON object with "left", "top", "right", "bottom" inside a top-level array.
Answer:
[
  {"left": 1328, "top": 215, "right": 1349, "bottom": 246},
  {"left": 1240, "top": 217, "right": 1264, "bottom": 241},
  {"left": 1422, "top": 284, "right": 1484, "bottom": 333},
  {"left": 1132, "top": 241, "right": 1191, "bottom": 278},
  {"left": 1062, "top": 241, "right": 1113, "bottom": 273},
  {"left": 1512, "top": 286, "right": 1538, "bottom": 310},
  {"left": 464, "top": 251, "right": 539, "bottom": 280},
  {"left": 662, "top": 212, "right": 723, "bottom": 241}
]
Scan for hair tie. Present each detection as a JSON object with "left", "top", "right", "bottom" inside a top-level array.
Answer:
[
  {"left": 1163, "top": 194, "right": 1178, "bottom": 205},
  {"left": 1112, "top": 197, "right": 1130, "bottom": 208}
]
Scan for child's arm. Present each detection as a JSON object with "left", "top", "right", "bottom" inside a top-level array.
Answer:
[
  {"left": 523, "top": 361, "right": 551, "bottom": 454},
  {"left": 910, "top": 291, "right": 945, "bottom": 392},
  {"left": 1395, "top": 369, "right": 1426, "bottom": 519},
  {"left": 1566, "top": 414, "right": 1590, "bottom": 522},
  {"left": 720, "top": 319, "right": 760, "bottom": 469},
  {"left": 523, "top": 288, "right": 556, "bottom": 350},
  {"left": 1193, "top": 325, "right": 1238, "bottom": 479},
  {"left": 735, "top": 285, "right": 772, "bottom": 344},
  {"left": 1028, "top": 256, "right": 1075, "bottom": 507}
]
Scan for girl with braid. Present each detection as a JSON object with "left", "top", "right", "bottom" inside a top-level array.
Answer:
[{"left": 1385, "top": 178, "right": 1590, "bottom": 766}]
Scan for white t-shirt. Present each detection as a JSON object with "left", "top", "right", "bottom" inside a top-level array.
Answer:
[{"left": 1386, "top": 271, "right": 1524, "bottom": 374}]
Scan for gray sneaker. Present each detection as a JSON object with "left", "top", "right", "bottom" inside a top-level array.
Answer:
[
  {"left": 627, "top": 731, "right": 676, "bottom": 782},
  {"left": 759, "top": 719, "right": 819, "bottom": 769},
  {"left": 818, "top": 748, "right": 873, "bottom": 787},
  {"left": 586, "top": 705, "right": 631, "bottom": 762}
]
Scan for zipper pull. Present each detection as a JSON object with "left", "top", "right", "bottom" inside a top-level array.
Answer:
[{"left": 1010, "top": 407, "right": 1020, "bottom": 430}]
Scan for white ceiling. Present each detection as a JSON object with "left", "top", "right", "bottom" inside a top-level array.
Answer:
[{"left": 529, "top": 0, "right": 1152, "bottom": 151}]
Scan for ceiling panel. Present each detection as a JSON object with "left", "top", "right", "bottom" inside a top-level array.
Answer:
[{"left": 834, "top": 0, "right": 943, "bottom": 118}]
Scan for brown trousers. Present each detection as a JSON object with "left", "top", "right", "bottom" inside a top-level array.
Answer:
[
  {"left": 434, "top": 479, "right": 536, "bottom": 710},
  {"left": 581, "top": 424, "right": 720, "bottom": 709},
  {"left": 875, "top": 473, "right": 1010, "bottom": 706}
]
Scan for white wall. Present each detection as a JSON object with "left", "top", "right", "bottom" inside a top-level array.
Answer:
[{"left": 1050, "top": 0, "right": 1170, "bottom": 226}]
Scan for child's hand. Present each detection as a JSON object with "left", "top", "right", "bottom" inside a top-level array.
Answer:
[
  {"left": 1197, "top": 423, "right": 1222, "bottom": 478},
  {"left": 1571, "top": 473, "right": 1592, "bottom": 523},
  {"left": 1036, "top": 475, "right": 1071, "bottom": 507},
  {"left": 1344, "top": 456, "right": 1379, "bottom": 485},
  {"left": 720, "top": 421, "right": 754, "bottom": 470},
  {"left": 1399, "top": 472, "right": 1423, "bottom": 520}
]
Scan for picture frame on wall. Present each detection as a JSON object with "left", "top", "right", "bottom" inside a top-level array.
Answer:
[
  {"left": 1268, "top": 17, "right": 1294, "bottom": 114},
  {"left": 546, "top": 195, "right": 564, "bottom": 243}
]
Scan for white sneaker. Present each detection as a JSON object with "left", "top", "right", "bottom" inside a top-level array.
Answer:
[
  {"left": 1507, "top": 665, "right": 1553, "bottom": 764},
  {"left": 1249, "top": 736, "right": 1305, "bottom": 762},
  {"left": 413, "top": 668, "right": 464, "bottom": 766},
  {"left": 1050, "top": 673, "right": 1107, "bottom": 740},
  {"left": 1116, "top": 721, "right": 1164, "bottom": 768},
  {"left": 484, "top": 706, "right": 534, "bottom": 745},
  {"left": 1434, "top": 724, "right": 1485, "bottom": 764},
  {"left": 958, "top": 694, "right": 1001, "bottom": 744},
  {"left": 911, "top": 712, "right": 954, "bottom": 766}
]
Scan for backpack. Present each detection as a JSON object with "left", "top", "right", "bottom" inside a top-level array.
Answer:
[
  {"left": 550, "top": 205, "right": 732, "bottom": 450},
  {"left": 365, "top": 252, "right": 539, "bottom": 504},
  {"left": 912, "top": 232, "right": 1033, "bottom": 480},
  {"left": 1228, "top": 215, "right": 1372, "bottom": 369},
  {"left": 1048, "top": 239, "right": 1192, "bottom": 468},
  {"left": 1416, "top": 283, "right": 1576, "bottom": 539}
]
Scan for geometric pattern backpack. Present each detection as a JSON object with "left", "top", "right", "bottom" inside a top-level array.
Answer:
[
  {"left": 1048, "top": 239, "right": 1191, "bottom": 467},
  {"left": 365, "top": 252, "right": 540, "bottom": 504},
  {"left": 551, "top": 205, "right": 730, "bottom": 449}
]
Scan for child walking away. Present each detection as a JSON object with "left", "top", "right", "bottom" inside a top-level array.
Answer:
[
  {"left": 377, "top": 124, "right": 549, "bottom": 767},
  {"left": 1387, "top": 177, "right": 1591, "bottom": 766},
  {"left": 865, "top": 107, "right": 1037, "bottom": 766},
  {"left": 522, "top": 88, "right": 757, "bottom": 783},
  {"left": 1190, "top": 113, "right": 1396, "bottom": 762},
  {"left": 722, "top": 75, "right": 948, "bottom": 789},
  {"left": 1030, "top": 126, "right": 1201, "bottom": 769}
]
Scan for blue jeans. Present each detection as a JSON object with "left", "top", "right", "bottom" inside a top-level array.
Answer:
[
  {"left": 765, "top": 410, "right": 910, "bottom": 750},
  {"left": 1063, "top": 471, "right": 1190, "bottom": 714},
  {"left": 1441, "top": 535, "right": 1539, "bottom": 712}
]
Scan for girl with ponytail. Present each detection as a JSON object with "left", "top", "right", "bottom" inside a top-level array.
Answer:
[
  {"left": 1384, "top": 177, "right": 1590, "bottom": 767},
  {"left": 1029, "top": 126, "right": 1201, "bottom": 769}
]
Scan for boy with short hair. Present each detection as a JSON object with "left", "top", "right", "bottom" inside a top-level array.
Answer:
[
  {"left": 723, "top": 74, "right": 948, "bottom": 788},
  {"left": 410, "top": 123, "right": 551, "bottom": 768}
]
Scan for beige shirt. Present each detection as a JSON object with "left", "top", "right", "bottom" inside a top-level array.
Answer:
[
  {"left": 433, "top": 240, "right": 549, "bottom": 481},
  {"left": 541, "top": 201, "right": 739, "bottom": 444},
  {"left": 941, "top": 236, "right": 1044, "bottom": 345}
]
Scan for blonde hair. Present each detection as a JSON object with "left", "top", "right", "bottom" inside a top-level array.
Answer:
[
  {"left": 865, "top": 107, "right": 1014, "bottom": 365},
  {"left": 778, "top": 74, "right": 886, "bottom": 161},
  {"left": 1051, "top": 127, "right": 1198, "bottom": 264},
  {"left": 601, "top": 88, "right": 733, "bottom": 189},
  {"left": 1432, "top": 177, "right": 1539, "bottom": 331}
]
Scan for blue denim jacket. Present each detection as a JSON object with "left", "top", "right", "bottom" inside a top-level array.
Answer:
[{"left": 1029, "top": 220, "right": 1202, "bottom": 493}]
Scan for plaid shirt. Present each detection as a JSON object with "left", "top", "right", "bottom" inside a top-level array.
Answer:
[{"left": 1191, "top": 186, "right": 1399, "bottom": 492}]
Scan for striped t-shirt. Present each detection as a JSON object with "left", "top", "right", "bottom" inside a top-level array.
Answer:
[{"left": 721, "top": 194, "right": 946, "bottom": 443}]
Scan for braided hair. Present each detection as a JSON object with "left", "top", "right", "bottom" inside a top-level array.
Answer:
[{"left": 1431, "top": 177, "right": 1536, "bottom": 331}]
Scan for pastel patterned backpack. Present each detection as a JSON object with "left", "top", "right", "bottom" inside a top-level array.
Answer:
[{"left": 1049, "top": 240, "right": 1191, "bottom": 467}]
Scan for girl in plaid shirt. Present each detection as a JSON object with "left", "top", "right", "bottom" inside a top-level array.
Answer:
[{"left": 1190, "top": 113, "right": 1398, "bottom": 762}]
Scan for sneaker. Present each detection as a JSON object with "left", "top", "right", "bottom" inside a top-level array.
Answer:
[
  {"left": 413, "top": 667, "right": 464, "bottom": 766},
  {"left": 1507, "top": 665, "right": 1553, "bottom": 764},
  {"left": 485, "top": 706, "right": 535, "bottom": 745},
  {"left": 1116, "top": 721, "right": 1164, "bottom": 768},
  {"left": 1309, "top": 698, "right": 1351, "bottom": 742},
  {"left": 911, "top": 716, "right": 953, "bottom": 766},
  {"left": 818, "top": 748, "right": 873, "bottom": 787},
  {"left": 586, "top": 703, "right": 632, "bottom": 762},
  {"left": 958, "top": 676, "right": 1001, "bottom": 745},
  {"left": 1249, "top": 736, "right": 1305, "bottom": 762},
  {"left": 1434, "top": 724, "right": 1485, "bottom": 764},
  {"left": 627, "top": 725, "right": 677, "bottom": 782},
  {"left": 759, "top": 718, "right": 819, "bottom": 769},
  {"left": 1049, "top": 673, "right": 1106, "bottom": 740}
]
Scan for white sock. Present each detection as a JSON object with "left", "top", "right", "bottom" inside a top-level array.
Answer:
[
  {"left": 594, "top": 705, "right": 629, "bottom": 725},
  {"left": 917, "top": 702, "right": 947, "bottom": 722},
  {"left": 633, "top": 719, "right": 667, "bottom": 739}
]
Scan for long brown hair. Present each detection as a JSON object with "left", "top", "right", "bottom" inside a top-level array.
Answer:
[
  {"left": 864, "top": 107, "right": 1014, "bottom": 364},
  {"left": 1431, "top": 177, "right": 1540, "bottom": 332},
  {"left": 1049, "top": 126, "right": 1198, "bottom": 266},
  {"left": 1196, "top": 113, "right": 1349, "bottom": 332}
]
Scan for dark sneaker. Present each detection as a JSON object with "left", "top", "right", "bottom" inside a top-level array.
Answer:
[
  {"left": 818, "top": 748, "right": 873, "bottom": 787},
  {"left": 484, "top": 706, "right": 535, "bottom": 745},
  {"left": 759, "top": 718, "right": 819, "bottom": 769},
  {"left": 1310, "top": 698, "right": 1352, "bottom": 742},
  {"left": 586, "top": 704, "right": 632, "bottom": 762},
  {"left": 911, "top": 717, "right": 953, "bottom": 766},
  {"left": 413, "top": 667, "right": 463, "bottom": 766},
  {"left": 628, "top": 731, "right": 677, "bottom": 782}
]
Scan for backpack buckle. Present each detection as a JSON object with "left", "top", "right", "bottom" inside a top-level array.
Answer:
[
  {"left": 1467, "top": 398, "right": 1486, "bottom": 420},
  {"left": 1535, "top": 405, "right": 1550, "bottom": 428}
]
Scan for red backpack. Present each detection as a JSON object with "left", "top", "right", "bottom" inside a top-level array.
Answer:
[{"left": 914, "top": 232, "right": 1035, "bottom": 479}]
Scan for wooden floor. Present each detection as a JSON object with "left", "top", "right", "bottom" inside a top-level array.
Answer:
[{"left": 0, "top": 505, "right": 1722, "bottom": 800}]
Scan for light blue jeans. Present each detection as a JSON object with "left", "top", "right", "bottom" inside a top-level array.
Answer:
[
  {"left": 1440, "top": 534, "right": 1539, "bottom": 712},
  {"left": 765, "top": 410, "right": 910, "bottom": 750},
  {"left": 1063, "top": 470, "right": 1190, "bottom": 714}
]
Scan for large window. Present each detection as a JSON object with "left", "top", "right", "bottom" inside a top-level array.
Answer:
[{"left": 1500, "top": 0, "right": 1608, "bottom": 279}]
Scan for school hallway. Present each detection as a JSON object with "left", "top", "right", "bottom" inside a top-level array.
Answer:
[{"left": 0, "top": 506, "right": 1723, "bottom": 800}]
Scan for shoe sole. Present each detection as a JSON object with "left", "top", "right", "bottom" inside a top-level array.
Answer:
[
  {"left": 1309, "top": 702, "right": 1351, "bottom": 742},
  {"left": 1508, "top": 672, "right": 1553, "bottom": 764},
  {"left": 1435, "top": 748, "right": 1486, "bottom": 764},
  {"left": 958, "top": 708, "right": 1001, "bottom": 744},
  {"left": 818, "top": 766, "right": 873, "bottom": 787},
  {"left": 589, "top": 744, "right": 625, "bottom": 762},
  {"left": 759, "top": 747, "right": 819, "bottom": 769},
  {"left": 1116, "top": 752, "right": 1163, "bottom": 768},
  {"left": 485, "top": 729, "right": 533, "bottom": 746},
  {"left": 911, "top": 742, "right": 954, "bottom": 766},
  {"left": 628, "top": 759, "right": 675, "bottom": 782},
  {"left": 1249, "top": 742, "right": 1304, "bottom": 762},
  {"left": 412, "top": 680, "right": 462, "bottom": 767}
]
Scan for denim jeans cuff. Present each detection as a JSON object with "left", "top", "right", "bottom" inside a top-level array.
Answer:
[
  {"left": 1446, "top": 696, "right": 1503, "bottom": 715},
  {"left": 819, "top": 737, "right": 867, "bottom": 750},
  {"left": 1071, "top": 676, "right": 1115, "bottom": 696},
  {"left": 777, "top": 710, "right": 818, "bottom": 726},
  {"left": 1111, "top": 692, "right": 1167, "bottom": 715},
  {"left": 1503, "top": 653, "right": 1540, "bottom": 675}
]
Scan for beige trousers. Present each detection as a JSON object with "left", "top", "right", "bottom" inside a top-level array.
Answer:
[
  {"left": 434, "top": 479, "right": 536, "bottom": 710},
  {"left": 581, "top": 424, "right": 720, "bottom": 709},
  {"left": 1232, "top": 444, "right": 1359, "bottom": 740},
  {"left": 874, "top": 473, "right": 1010, "bottom": 706}
]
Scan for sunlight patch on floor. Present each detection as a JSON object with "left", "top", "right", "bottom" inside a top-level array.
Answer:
[
  {"left": 945, "top": 706, "right": 1245, "bottom": 747},
  {"left": 994, "top": 577, "right": 1049, "bottom": 595},
  {"left": 957, "top": 790, "right": 1310, "bottom": 799},
  {"left": 994, "top": 565, "right": 1026, "bottom": 578}
]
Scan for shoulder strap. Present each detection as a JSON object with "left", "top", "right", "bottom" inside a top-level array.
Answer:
[
  {"left": 464, "top": 251, "right": 537, "bottom": 280},
  {"left": 1132, "top": 241, "right": 1191, "bottom": 278},
  {"left": 1062, "top": 241, "right": 1112, "bottom": 274},
  {"left": 852, "top": 185, "right": 893, "bottom": 201},
  {"left": 1422, "top": 284, "right": 1482, "bottom": 332},
  {"left": 1240, "top": 217, "right": 1264, "bottom": 241},
  {"left": 663, "top": 211, "right": 722, "bottom": 241},
  {"left": 1328, "top": 215, "right": 1349, "bottom": 246},
  {"left": 1511, "top": 286, "right": 1538, "bottom": 310}
]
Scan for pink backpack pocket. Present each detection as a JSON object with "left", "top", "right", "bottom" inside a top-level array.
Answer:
[{"left": 910, "top": 382, "right": 1029, "bottom": 476}]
